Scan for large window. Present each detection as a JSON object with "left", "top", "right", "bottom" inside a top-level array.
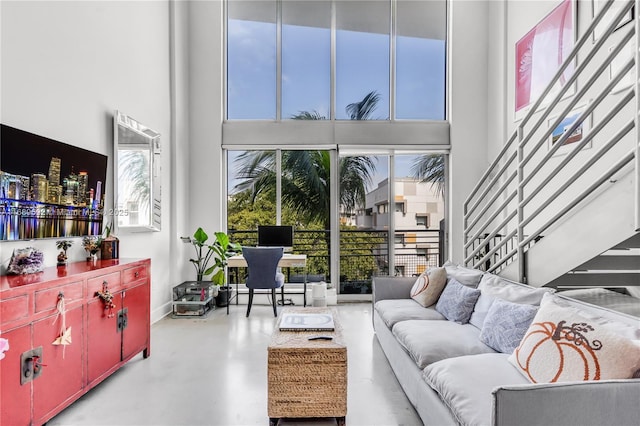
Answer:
[
  {"left": 224, "top": 0, "right": 449, "bottom": 295},
  {"left": 226, "top": 0, "right": 447, "bottom": 121}
]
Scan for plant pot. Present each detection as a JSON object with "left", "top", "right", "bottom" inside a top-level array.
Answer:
[{"left": 215, "top": 286, "right": 233, "bottom": 307}]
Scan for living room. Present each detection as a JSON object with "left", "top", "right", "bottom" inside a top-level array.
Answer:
[{"left": 1, "top": 0, "right": 639, "bottom": 425}]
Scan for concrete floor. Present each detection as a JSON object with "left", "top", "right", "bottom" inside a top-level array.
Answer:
[{"left": 48, "top": 303, "right": 421, "bottom": 426}]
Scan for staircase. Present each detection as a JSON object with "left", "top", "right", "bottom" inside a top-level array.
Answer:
[{"left": 463, "top": 0, "right": 639, "bottom": 290}]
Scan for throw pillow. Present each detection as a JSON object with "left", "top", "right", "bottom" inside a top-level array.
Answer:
[
  {"left": 469, "top": 273, "right": 554, "bottom": 329},
  {"left": 410, "top": 267, "right": 448, "bottom": 307},
  {"left": 435, "top": 278, "right": 481, "bottom": 324},
  {"left": 479, "top": 299, "right": 538, "bottom": 354},
  {"left": 508, "top": 299, "right": 640, "bottom": 383},
  {"left": 443, "top": 261, "right": 484, "bottom": 287}
]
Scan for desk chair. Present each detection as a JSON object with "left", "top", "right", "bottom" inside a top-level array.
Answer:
[{"left": 242, "top": 246, "right": 285, "bottom": 317}]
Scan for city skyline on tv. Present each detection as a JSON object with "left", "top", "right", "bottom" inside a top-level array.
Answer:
[{"left": 0, "top": 124, "right": 108, "bottom": 241}]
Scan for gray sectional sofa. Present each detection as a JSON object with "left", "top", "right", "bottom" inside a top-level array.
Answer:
[{"left": 372, "top": 263, "right": 640, "bottom": 426}]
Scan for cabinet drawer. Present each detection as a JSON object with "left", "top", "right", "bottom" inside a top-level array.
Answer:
[
  {"left": 35, "top": 281, "right": 83, "bottom": 313},
  {"left": 87, "top": 272, "right": 122, "bottom": 297},
  {"left": 0, "top": 295, "right": 29, "bottom": 324},
  {"left": 123, "top": 265, "right": 148, "bottom": 284}
]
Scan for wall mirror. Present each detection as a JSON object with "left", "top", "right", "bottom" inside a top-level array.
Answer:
[{"left": 113, "top": 111, "right": 161, "bottom": 233}]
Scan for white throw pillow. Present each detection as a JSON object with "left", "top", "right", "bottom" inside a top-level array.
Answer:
[
  {"left": 410, "top": 267, "right": 447, "bottom": 307},
  {"left": 508, "top": 296, "right": 640, "bottom": 383}
]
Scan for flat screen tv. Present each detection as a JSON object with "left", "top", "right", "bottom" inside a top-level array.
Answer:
[
  {"left": 0, "top": 124, "right": 108, "bottom": 241},
  {"left": 257, "top": 225, "right": 294, "bottom": 249}
]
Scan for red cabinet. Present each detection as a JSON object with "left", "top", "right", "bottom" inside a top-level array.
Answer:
[{"left": 0, "top": 259, "right": 150, "bottom": 426}]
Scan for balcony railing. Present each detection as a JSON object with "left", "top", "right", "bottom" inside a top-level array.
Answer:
[{"left": 228, "top": 228, "right": 443, "bottom": 294}]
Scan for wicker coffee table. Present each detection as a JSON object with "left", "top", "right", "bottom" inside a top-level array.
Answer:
[{"left": 268, "top": 307, "right": 347, "bottom": 426}]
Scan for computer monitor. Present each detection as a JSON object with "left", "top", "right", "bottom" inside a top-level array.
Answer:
[{"left": 257, "top": 225, "right": 294, "bottom": 250}]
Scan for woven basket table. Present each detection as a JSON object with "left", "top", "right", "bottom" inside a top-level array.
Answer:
[{"left": 268, "top": 307, "right": 347, "bottom": 426}]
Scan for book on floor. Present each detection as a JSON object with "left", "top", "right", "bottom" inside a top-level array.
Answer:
[{"left": 279, "top": 312, "right": 335, "bottom": 331}]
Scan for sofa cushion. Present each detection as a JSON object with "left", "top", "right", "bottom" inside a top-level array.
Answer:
[
  {"left": 410, "top": 267, "right": 448, "bottom": 307},
  {"left": 374, "top": 299, "right": 445, "bottom": 328},
  {"left": 469, "top": 273, "right": 554, "bottom": 329},
  {"left": 443, "top": 261, "right": 484, "bottom": 287},
  {"left": 509, "top": 294, "right": 640, "bottom": 383},
  {"left": 392, "top": 320, "right": 496, "bottom": 369},
  {"left": 479, "top": 298, "right": 538, "bottom": 353},
  {"left": 423, "top": 353, "right": 529, "bottom": 426},
  {"left": 436, "top": 278, "right": 481, "bottom": 324}
]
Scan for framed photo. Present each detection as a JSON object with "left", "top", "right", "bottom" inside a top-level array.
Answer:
[
  {"left": 547, "top": 104, "right": 592, "bottom": 156},
  {"left": 593, "top": 0, "right": 634, "bottom": 40},
  {"left": 608, "top": 39, "right": 635, "bottom": 94},
  {"left": 515, "top": 0, "right": 576, "bottom": 121}
]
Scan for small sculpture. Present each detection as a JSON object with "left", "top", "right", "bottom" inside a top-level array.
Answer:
[{"left": 56, "top": 240, "right": 73, "bottom": 266}]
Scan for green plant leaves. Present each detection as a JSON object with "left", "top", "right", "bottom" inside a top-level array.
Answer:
[{"left": 193, "top": 227, "right": 209, "bottom": 245}]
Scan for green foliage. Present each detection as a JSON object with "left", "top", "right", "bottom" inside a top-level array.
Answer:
[
  {"left": 55, "top": 240, "right": 73, "bottom": 252},
  {"left": 411, "top": 154, "right": 445, "bottom": 197},
  {"left": 188, "top": 228, "right": 241, "bottom": 285}
]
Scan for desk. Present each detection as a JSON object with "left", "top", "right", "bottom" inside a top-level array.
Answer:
[
  {"left": 227, "top": 254, "right": 308, "bottom": 313},
  {"left": 227, "top": 254, "right": 307, "bottom": 268}
]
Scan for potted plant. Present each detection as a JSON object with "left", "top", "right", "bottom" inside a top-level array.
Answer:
[
  {"left": 55, "top": 240, "right": 73, "bottom": 266},
  {"left": 187, "top": 228, "right": 240, "bottom": 306},
  {"left": 82, "top": 236, "right": 102, "bottom": 262}
]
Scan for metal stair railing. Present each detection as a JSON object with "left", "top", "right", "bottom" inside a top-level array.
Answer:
[{"left": 463, "top": 0, "right": 639, "bottom": 282}]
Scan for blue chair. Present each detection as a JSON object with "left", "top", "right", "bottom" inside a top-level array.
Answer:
[{"left": 242, "top": 246, "right": 285, "bottom": 317}]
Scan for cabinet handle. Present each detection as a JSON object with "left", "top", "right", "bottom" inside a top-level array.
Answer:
[
  {"left": 20, "top": 347, "right": 44, "bottom": 385},
  {"left": 134, "top": 271, "right": 140, "bottom": 278}
]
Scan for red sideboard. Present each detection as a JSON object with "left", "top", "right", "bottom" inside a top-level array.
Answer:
[{"left": 0, "top": 258, "right": 151, "bottom": 426}]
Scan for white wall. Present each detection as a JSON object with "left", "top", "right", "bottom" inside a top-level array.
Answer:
[
  {"left": 448, "top": 0, "right": 490, "bottom": 263},
  {"left": 188, "top": 0, "right": 225, "bottom": 235},
  {"left": 0, "top": 0, "right": 180, "bottom": 321}
]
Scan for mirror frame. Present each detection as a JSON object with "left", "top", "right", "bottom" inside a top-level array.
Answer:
[{"left": 113, "top": 110, "right": 161, "bottom": 233}]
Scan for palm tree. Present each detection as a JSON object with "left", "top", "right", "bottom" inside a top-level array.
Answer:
[
  {"left": 233, "top": 150, "right": 374, "bottom": 231},
  {"left": 411, "top": 154, "right": 445, "bottom": 198},
  {"left": 234, "top": 91, "right": 382, "bottom": 228},
  {"left": 346, "top": 91, "right": 381, "bottom": 120}
]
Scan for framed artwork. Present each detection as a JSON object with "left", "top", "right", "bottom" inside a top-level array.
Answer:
[
  {"left": 593, "top": 0, "right": 634, "bottom": 40},
  {"left": 608, "top": 39, "right": 635, "bottom": 94},
  {"left": 515, "top": 0, "right": 576, "bottom": 120},
  {"left": 547, "top": 104, "right": 592, "bottom": 156}
]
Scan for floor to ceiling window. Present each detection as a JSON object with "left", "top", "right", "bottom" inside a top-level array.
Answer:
[{"left": 224, "top": 0, "right": 449, "bottom": 295}]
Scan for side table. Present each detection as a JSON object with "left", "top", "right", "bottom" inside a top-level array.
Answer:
[
  {"left": 267, "top": 307, "right": 347, "bottom": 425},
  {"left": 172, "top": 281, "right": 217, "bottom": 317}
]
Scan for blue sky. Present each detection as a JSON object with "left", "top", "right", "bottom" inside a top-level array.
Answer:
[{"left": 228, "top": 20, "right": 445, "bottom": 120}]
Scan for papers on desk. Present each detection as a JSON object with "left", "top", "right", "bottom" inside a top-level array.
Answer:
[{"left": 279, "top": 313, "right": 335, "bottom": 331}]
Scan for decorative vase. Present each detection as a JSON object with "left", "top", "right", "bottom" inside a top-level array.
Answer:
[{"left": 100, "top": 237, "right": 119, "bottom": 260}]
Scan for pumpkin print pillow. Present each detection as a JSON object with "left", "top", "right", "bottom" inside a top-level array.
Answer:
[
  {"left": 508, "top": 297, "right": 640, "bottom": 383},
  {"left": 410, "top": 267, "right": 447, "bottom": 307}
]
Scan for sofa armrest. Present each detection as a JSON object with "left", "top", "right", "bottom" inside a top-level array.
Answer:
[
  {"left": 492, "top": 380, "right": 640, "bottom": 426},
  {"left": 372, "top": 276, "right": 415, "bottom": 303}
]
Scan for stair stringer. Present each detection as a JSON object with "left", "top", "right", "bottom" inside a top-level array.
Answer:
[{"left": 498, "top": 169, "right": 636, "bottom": 287}]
